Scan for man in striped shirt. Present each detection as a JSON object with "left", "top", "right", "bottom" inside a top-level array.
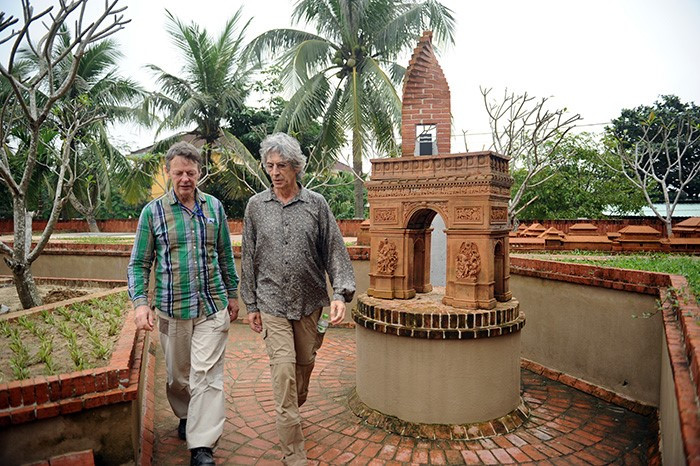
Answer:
[{"left": 128, "top": 141, "right": 239, "bottom": 466}]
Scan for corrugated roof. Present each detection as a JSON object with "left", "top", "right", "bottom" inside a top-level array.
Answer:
[{"left": 603, "top": 203, "right": 700, "bottom": 218}]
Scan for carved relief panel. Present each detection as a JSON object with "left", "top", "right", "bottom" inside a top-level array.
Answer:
[
  {"left": 454, "top": 206, "right": 483, "bottom": 224},
  {"left": 376, "top": 238, "right": 399, "bottom": 275},
  {"left": 455, "top": 242, "right": 481, "bottom": 280},
  {"left": 373, "top": 207, "right": 398, "bottom": 224}
]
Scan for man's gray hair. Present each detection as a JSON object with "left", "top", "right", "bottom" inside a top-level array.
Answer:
[
  {"left": 260, "top": 133, "right": 307, "bottom": 179},
  {"left": 165, "top": 141, "right": 203, "bottom": 170}
]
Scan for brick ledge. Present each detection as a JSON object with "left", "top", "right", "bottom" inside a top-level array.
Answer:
[{"left": 0, "top": 287, "right": 145, "bottom": 426}]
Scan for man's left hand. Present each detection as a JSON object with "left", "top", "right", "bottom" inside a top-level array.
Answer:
[
  {"left": 330, "top": 300, "right": 346, "bottom": 325},
  {"left": 228, "top": 299, "right": 240, "bottom": 322}
]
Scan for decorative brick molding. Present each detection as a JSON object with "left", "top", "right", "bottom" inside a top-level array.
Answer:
[
  {"left": 0, "top": 286, "right": 144, "bottom": 427},
  {"left": 348, "top": 388, "right": 529, "bottom": 441},
  {"left": 353, "top": 290, "right": 524, "bottom": 340},
  {"left": 401, "top": 30, "right": 451, "bottom": 156}
]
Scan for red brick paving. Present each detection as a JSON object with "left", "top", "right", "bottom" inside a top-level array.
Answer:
[{"left": 151, "top": 323, "right": 657, "bottom": 464}]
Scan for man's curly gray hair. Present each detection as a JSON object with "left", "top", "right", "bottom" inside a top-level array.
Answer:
[{"left": 260, "top": 132, "right": 307, "bottom": 180}]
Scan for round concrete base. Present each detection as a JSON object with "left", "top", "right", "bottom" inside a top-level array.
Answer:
[
  {"left": 352, "top": 291, "right": 525, "bottom": 427},
  {"left": 349, "top": 388, "right": 529, "bottom": 440}
]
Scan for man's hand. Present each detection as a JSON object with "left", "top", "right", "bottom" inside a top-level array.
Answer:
[
  {"left": 330, "top": 300, "right": 346, "bottom": 325},
  {"left": 228, "top": 299, "right": 240, "bottom": 322},
  {"left": 248, "top": 311, "right": 262, "bottom": 333},
  {"left": 134, "top": 305, "right": 155, "bottom": 331}
]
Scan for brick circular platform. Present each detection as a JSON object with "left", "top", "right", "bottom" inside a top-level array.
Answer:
[{"left": 353, "top": 290, "right": 523, "bottom": 339}]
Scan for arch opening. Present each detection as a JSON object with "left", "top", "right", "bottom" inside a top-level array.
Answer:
[
  {"left": 406, "top": 208, "right": 445, "bottom": 295},
  {"left": 494, "top": 240, "right": 506, "bottom": 301}
]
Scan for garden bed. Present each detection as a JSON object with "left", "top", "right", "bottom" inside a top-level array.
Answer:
[{"left": 0, "top": 291, "right": 128, "bottom": 383}]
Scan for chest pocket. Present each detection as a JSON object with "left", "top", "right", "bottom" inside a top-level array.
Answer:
[{"left": 204, "top": 217, "right": 218, "bottom": 246}]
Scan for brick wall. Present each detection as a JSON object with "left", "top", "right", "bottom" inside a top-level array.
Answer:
[{"left": 401, "top": 31, "right": 451, "bottom": 156}]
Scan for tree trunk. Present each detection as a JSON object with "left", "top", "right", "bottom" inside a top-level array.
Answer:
[
  {"left": 352, "top": 129, "right": 364, "bottom": 219},
  {"left": 10, "top": 262, "right": 43, "bottom": 309},
  {"left": 86, "top": 213, "right": 100, "bottom": 233},
  {"left": 10, "top": 197, "right": 43, "bottom": 309}
]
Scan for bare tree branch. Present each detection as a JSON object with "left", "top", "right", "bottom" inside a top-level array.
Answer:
[
  {"left": 481, "top": 86, "right": 582, "bottom": 226},
  {"left": 0, "top": 0, "right": 129, "bottom": 308},
  {"left": 604, "top": 115, "right": 700, "bottom": 236}
]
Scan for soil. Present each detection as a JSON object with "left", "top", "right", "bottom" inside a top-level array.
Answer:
[{"left": 0, "top": 284, "right": 99, "bottom": 312}]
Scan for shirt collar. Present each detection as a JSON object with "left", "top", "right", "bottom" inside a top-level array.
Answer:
[
  {"left": 264, "top": 183, "right": 308, "bottom": 204},
  {"left": 167, "top": 188, "right": 206, "bottom": 206}
]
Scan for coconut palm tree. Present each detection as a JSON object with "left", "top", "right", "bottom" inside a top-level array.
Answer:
[
  {"left": 146, "top": 8, "right": 253, "bottom": 171},
  {"left": 246, "top": 0, "right": 455, "bottom": 218}
]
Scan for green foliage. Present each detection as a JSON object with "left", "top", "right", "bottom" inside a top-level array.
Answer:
[
  {"left": 553, "top": 253, "right": 700, "bottom": 299},
  {"left": 514, "top": 133, "right": 647, "bottom": 220},
  {"left": 146, "top": 9, "right": 252, "bottom": 148},
  {"left": 310, "top": 171, "right": 367, "bottom": 219},
  {"left": 606, "top": 95, "right": 700, "bottom": 202},
  {"left": 0, "top": 291, "right": 129, "bottom": 382},
  {"left": 246, "top": 0, "right": 456, "bottom": 216}
]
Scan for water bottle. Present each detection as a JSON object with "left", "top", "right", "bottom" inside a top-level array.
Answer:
[{"left": 317, "top": 312, "right": 330, "bottom": 333}]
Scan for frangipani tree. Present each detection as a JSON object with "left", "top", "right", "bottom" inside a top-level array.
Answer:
[{"left": 0, "top": 0, "right": 129, "bottom": 309}]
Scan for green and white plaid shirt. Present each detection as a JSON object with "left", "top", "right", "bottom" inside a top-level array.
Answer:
[{"left": 127, "top": 189, "right": 238, "bottom": 319}]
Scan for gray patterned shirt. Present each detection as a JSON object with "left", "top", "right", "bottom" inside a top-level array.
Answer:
[{"left": 241, "top": 186, "right": 355, "bottom": 320}]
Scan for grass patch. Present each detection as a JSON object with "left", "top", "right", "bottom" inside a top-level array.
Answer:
[
  {"left": 52, "top": 236, "right": 134, "bottom": 244},
  {"left": 545, "top": 253, "right": 700, "bottom": 297},
  {"left": 0, "top": 291, "right": 129, "bottom": 383}
]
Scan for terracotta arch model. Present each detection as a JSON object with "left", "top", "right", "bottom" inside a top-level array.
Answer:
[{"left": 365, "top": 31, "right": 513, "bottom": 309}]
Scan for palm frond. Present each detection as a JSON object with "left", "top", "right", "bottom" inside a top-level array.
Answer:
[
  {"left": 244, "top": 29, "right": 325, "bottom": 65},
  {"left": 275, "top": 73, "right": 332, "bottom": 133}
]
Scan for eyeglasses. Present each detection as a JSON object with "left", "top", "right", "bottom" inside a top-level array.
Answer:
[{"left": 265, "top": 162, "right": 291, "bottom": 172}]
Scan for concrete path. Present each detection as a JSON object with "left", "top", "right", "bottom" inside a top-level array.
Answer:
[{"left": 152, "top": 323, "right": 656, "bottom": 465}]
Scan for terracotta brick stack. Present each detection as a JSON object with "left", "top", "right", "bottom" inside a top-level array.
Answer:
[{"left": 401, "top": 30, "right": 451, "bottom": 156}]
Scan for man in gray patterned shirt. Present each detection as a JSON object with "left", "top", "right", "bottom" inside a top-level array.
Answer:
[{"left": 241, "top": 132, "right": 355, "bottom": 466}]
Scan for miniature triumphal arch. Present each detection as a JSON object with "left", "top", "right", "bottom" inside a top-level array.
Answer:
[{"left": 351, "top": 31, "right": 527, "bottom": 435}]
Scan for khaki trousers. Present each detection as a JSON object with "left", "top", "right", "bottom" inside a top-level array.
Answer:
[
  {"left": 158, "top": 309, "right": 230, "bottom": 449},
  {"left": 261, "top": 308, "right": 324, "bottom": 466}
]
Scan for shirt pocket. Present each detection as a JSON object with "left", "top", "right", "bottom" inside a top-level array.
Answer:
[{"left": 204, "top": 218, "right": 218, "bottom": 246}]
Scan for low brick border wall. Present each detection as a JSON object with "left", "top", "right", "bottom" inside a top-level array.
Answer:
[
  {"left": 0, "top": 218, "right": 366, "bottom": 236},
  {"left": 137, "top": 336, "right": 157, "bottom": 466},
  {"left": 15, "top": 242, "right": 372, "bottom": 261},
  {"left": 0, "top": 285, "right": 142, "bottom": 427},
  {"left": 510, "top": 257, "right": 700, "bottom": 462}
]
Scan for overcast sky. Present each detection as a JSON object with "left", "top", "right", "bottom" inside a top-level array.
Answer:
[{"left": 3, "top": 0, "right": 700, "bottom": 158}]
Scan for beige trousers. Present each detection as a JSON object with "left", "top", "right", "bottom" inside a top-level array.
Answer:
[
  {"left": 158, "top": 309, "right": 230, "bottom": 449},
  {"left": 261, "top": 308, "right": 324, "bottom": 466}
]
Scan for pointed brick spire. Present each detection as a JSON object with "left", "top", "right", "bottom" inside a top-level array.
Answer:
[{"left": 401, "top": 31, "right": 451, "bottom": 156}]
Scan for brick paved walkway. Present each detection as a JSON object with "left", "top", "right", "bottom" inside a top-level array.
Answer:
[{"left": 152, "top": 323, "right": 656, "bottom": 465}]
